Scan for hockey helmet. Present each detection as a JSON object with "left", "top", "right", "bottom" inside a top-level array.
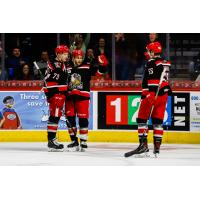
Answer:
[
  {"left": 55, "top": 45, "right": 69, "bottom": 54},
  {"left": 72, "top": 49, "right": 84, "bottom": 58},
  {"left": 146, "top": 42, "right": 162, "bottom": 54}
]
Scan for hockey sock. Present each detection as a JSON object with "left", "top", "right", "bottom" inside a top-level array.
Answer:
[
  {"left": 47, "top": 116, "right": 60, "bottom": 141},
  {"left": 79, "top": 118, "right": 88, "bottom": 142},
  {"left": 153, "top": 124, "right": 163, "bottom": 150},
  {"left": 138, "top": 123, "right": 148, "bottom": 146},
  {"left": 66, "top": 116, "right": 77, "bottom": 141}
]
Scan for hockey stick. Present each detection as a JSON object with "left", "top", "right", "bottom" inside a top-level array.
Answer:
[
  {"left": 124, "top": 67, "right": 167, "bottom": 158},
  {"left": 33, "top": 61, "right": 44, "bottom": 79}
]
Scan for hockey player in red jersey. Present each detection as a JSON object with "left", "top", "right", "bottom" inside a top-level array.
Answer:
[
  {"left": 125, "top": 42, "right": 172, "bottom": 157},
  {"left": 43, "top": 45, "right": 69, "bottom": 151},
  {"left": 65, "top": 49, "right": 108, "bottom": 151}
]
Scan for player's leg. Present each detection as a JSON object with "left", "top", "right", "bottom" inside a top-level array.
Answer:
[
  {"left": 125, "top": 98, "right": 152, "bottom": 157},
  {"left": 76, "top": 98, "right": 90, "bottom": 151},
  {"left": 65, "top": 98, "right": 79, "bottom": 151},
  {"left": 151, "top": 93, "right": 168, "bottom": 156},
  {"left": 47, "top": 94, "right": 66, "bottom": 151},
  {"left": 137, "top": 98, "right": 152, "bottom": 144}
]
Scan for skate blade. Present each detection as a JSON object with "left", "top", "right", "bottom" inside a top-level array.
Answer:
[
  {"left": 79, "top": 148, "right": 86, "bottom": 152},
  {"left": 48, "top": 148, "right": 64, "bottom": 152},
  {"left": 134, "top": 152, "right": 150, "bottom": 158},
  {"left": 66, "top": 147, "right": 80, "bottom": 152},
  {"left": 154, "top": 153, "right": 159, "bottom": 158}
]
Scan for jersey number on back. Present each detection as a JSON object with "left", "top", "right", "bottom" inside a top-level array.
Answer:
[{"left": 148, "top": 68, "right": 153, "bottom": 75}]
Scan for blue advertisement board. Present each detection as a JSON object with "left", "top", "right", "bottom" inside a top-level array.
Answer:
[{"left": 0, "top": 91, "right": 93, "bottom": 130}]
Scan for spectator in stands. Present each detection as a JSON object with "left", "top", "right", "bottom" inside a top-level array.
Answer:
[
  {"left": 0, "top": 47, "right": 8, "bottom": 80},
  {"left": 86, "top": 48, "right": 95, "bottom": 65},
  {"left": 193, "top": 52, "right": 200, "bottom": 72},
  {"left": 17, "top": 63, "right": 34, "bottom": 80},
  {"left": 5, "top": 47, "right": 29, "bottom": 80},
  {"left": 95, "top": 38, "right": 106, "bottom": 55},
  {"left": 94, "top": 37, "right": 111, "bottom": 79},
  {"left": 115, "top": 33, "right": 131, "bottom": 80},
  {"left": 69, "top": 33, "right": 91, "bottom": 58},
  {"left": 0, "top": 65, "right": 8, "bottom": 80},
  {"left": 189, "top": 52, "right": 200, "bottom": 81},
  {"left": 149, "top": 33, "right": 158, "bottom": 43},
  {"left": 33, "top": 50, "right": 49, "bottom": 79}
]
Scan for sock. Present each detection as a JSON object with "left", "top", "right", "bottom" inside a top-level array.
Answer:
[
  {"left": 153, "top": 124, "right": 163, "bottom": 150},
  {"left": 47, "top": 116, "right": 59, "bottom": 141},
  {"left": 138, "top": 123, "right": 148, "bottom": 146}
]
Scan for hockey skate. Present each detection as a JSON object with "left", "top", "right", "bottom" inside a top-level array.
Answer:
[
  {"left": 153, "top": 143, "right": 161, "bottom": 158},
  {"left": 66, "top": 140, "right": 79, "bottom": 152},
  {"left": 124, "top": 143, "right": 149, "bottom": 158},
  {"left": 48, "top": 138, "right": 64, "bottom": 152},
  {"left": 80, "top": 140, "right": 88, "bottom": 152},
  {"left": 153, "top": 147, "right": 160, "bottom": 158},
  {"left": 153, "top": 137, "right": 162, "bottom": 158}
]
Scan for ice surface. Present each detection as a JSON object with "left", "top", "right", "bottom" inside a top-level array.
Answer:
[{"left": 0, "top": 142, "right": 200, "bottom": 166}]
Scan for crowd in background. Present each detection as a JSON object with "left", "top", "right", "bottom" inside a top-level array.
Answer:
[
  {"left": 0, "top": 33, "right": 200, "bottom": 81},
  {"left": 0, "top": 33, "right": 113, "bottom": 81}
]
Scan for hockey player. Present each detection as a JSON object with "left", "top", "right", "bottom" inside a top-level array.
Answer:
[
  {"left": 43, "top": 45, "right": 69, "bottom": 151},
  {"left": 125, "top": 42, "right": 171, "bottom": 157},
  {"left": 65, "top": 49, "right": 108, "bottom": 151}
]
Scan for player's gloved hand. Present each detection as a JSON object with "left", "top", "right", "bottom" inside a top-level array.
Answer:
[
  {"left": 98, "top": 54, "right": 108, "bottom": 66},
  {"left": 51, "top": 94, "right": 66, "bottom": 108},
  {"left": 141, "top": 90, "right": 149, "bottom": 99},
  {"left": 146, "top": 91, "right": 156, "bottom": 105},
  {"left": 144, "top": 52, "right": 150, "bottom": 60}
]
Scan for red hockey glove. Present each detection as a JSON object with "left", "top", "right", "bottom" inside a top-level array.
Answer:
[
  {"left": 51, "top": 94, "right": 66, "bottom": 108},
  {"left": 141, "top": 90, "right": 149, "bottom": 99},
  {"left": 146, "top": 91, "right": 156, "bottom": 105},
  {"left": 98, "top": 54, "right": 108, "bottom": 66}
]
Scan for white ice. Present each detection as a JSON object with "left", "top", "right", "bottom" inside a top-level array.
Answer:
[{"left": 0, "top": 142, "right": 200, "bottom": 166}]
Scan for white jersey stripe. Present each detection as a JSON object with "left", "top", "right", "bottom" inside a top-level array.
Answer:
[{"left": 153, "top": 134, "right": 163, "bottom": 137}]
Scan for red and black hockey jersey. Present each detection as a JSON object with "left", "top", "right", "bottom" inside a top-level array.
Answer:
[
  {"left": 142, "top": 57, "right": 172, "bottom": 95},
  {"left": 43, "top": 59, "right": 68, "bottom": 98},
  {"left": 67, "top": 60, "right": 106, "bottom": 99}
]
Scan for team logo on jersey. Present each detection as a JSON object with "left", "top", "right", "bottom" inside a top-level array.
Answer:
[
  {"left": 69, "top": 73, "right": 83, "bottom": 89},
  {"left": 7, "top": 114, "right": 16, "bottom": 120},
  {"left": 55, "top": 62, "right": 61, "bottom": 68}
]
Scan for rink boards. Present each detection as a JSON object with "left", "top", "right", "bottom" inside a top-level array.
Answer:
[
  {"left": 0, "top": 130, "right": 200, "bottom": 144},
  {"left": 0, "top": 90, "right": 200, "bottom": 143}
]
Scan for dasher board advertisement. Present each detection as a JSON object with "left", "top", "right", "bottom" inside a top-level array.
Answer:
[
  {"left": 0, "top": 91, "right": 93, "bottom": 130},
  {"left": 190, "top": 92, "right": 200, "bottom": 132},
  {"left": 98, "top": 92, "right": 190, "bottom": 131}
]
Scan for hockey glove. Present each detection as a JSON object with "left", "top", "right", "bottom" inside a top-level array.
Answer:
[
  {"left": 146, "top": 91, "right": 156, "bottom": 105},
  {"left": 98, "top": 54, "right": 108, "bottom": 66},
  {"left": 141, "top": 90, "right": 149, "bottom": 99}
]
